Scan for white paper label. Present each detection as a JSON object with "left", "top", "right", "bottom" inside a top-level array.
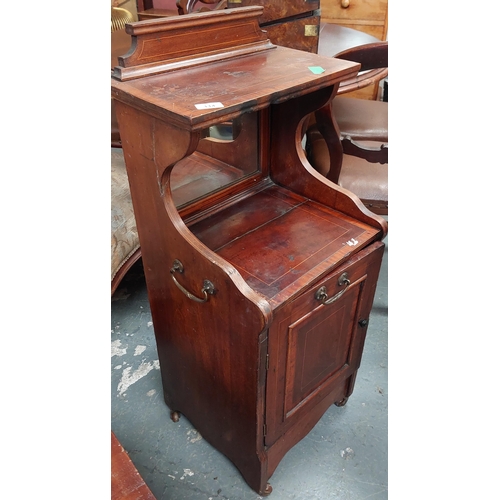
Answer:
[{"left": 194, "top": 102, "right": 224, "bottom": 110}]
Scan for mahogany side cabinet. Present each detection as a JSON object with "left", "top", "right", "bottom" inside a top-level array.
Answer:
[{"left": 111, "top": 7, "right": 387, "bottom": 495}]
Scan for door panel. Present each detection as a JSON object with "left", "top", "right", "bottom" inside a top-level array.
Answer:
[
  {"left": 264, "top": 241, "right": 384, "bottom": 446},
  {"left": 284, "top": 283, "right": 361, "bottom": 417}
]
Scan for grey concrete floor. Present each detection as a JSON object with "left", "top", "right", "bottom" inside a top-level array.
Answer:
[{"left": 111, "top": 237, "right": 388, "bottom": 500}]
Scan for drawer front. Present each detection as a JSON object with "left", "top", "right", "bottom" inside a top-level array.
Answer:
[
  {"left": 265, "top": 241, "right": 384, "bottom": 446},
  {"left": 321, "top": 0, "right": 388, "bottom": 23}
]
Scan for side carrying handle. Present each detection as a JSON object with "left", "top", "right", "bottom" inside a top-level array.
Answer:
[
  {"left": 315, "top": 272, "right": 350, "bottom": 305},
  {"left": 170, "top": 259, "right": 216, "bottom": 303}
]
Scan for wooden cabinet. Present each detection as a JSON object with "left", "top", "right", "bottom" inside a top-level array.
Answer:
[
  {"left": 227, "top": 0, "right": 321, "bottom": 52},
  {"left": 111, "top": 7, "right": 387, "bottom": 496},
  {"left": 320, "top": 0, "right": 388, "bottom": 40}
]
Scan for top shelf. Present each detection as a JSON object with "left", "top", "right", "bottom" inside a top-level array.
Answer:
[
  {"left": 112, "top": 47, "right": 359, "bottom": 130},
  {"left": 111, "top": 7, "right": 359, "bottom": 130}
]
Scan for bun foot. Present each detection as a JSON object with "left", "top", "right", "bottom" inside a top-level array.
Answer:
[
  {"left": 260, "top": 483, "right": 273, "bottom": 496},
  {"left": 170, "top": 410, "right": 181, "bottom": 422},
  {"left": 335, "top": 397, "right": 349, "bottom": 407}
]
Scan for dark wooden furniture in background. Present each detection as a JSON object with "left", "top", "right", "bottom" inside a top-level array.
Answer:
[
  {"left": 112, "top": 7, "right": 387, "bottom": 495},
  {"left": 227, "top": 0, "right": 321, "bottom": 52}
]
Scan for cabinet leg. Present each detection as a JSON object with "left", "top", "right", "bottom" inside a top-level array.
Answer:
[
  {"left": 335, "top": 397, "right": 349, "bottom": 407},
  {"left": 260, "top": 483, "right": 273, "bottom": 496},
  {"left": 335, "top": 373, "right": 358, "bottom": 407},
  {"left": 170, "top": 410, "right": 181, "bottom": 422}
]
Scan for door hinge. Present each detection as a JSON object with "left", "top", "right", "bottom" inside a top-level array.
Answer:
[
  {"left": 263, "top": 424, "right": 267, "bottom": 437},
  {"left": 266, "top": 353, "right": 269, "bottom": 370}
]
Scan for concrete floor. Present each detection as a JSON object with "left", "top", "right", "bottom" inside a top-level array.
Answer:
[{"left": 111, "top": 236, "right": 388, "bottom": 500}]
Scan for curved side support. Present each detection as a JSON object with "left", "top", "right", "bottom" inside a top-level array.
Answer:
[
  {"left": 114, "top": 101, "right": 272, "bottom": 327},
  {"left": 314, "top": 101, "right": 343, "bottom": 184},
  {"left": 153, "top": 117, "right": 273, "bottom": 328},
  {"left": 270, "top": 85, "right": 387, "bottom": 236},
  {"left": 115, "top": 100, "right": 273, "bottom": 494},
  {"left": 155, "top": 120, "right": 273, "bottom": 496}
]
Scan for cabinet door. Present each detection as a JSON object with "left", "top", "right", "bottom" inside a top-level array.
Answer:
[{"left": 265, "top": 242, "right": 384, "bottom": 446}]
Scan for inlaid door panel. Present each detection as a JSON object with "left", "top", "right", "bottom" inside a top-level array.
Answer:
[
  {"left": 265, "top": 242, "right": 384, "bottom": 446},
  {"left": 284, "top": 284, "right": 360, "bottom": 418}
]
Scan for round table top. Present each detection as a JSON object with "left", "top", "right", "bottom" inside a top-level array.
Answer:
[
  {"left": 318, "top": 23, "right": 381, "bottom": 57},
  {"left": 318, "top": 23, "right": 388, "bottom": 95}
]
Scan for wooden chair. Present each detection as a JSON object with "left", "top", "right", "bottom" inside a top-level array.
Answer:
[
  {"left": 332, "top": 41, "right": 388, "bottom": 146},
  {"left": 305, "top": 125, "right": 387, "bottom": 215},
  {"left": 305, "top": 41, "right": 388, "bottom": 216},
  {"left": 176, "top": 0, "right": 227, "bottom": 15}
]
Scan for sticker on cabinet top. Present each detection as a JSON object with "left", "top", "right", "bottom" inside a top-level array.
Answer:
[
  {"left": 195, "top": 102, "right": 224, "bottom": 110},
  {"left": 308, "top": 66, "right": 325, "bottom": 74}
]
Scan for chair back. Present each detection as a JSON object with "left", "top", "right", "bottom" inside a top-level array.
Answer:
[{"left": 334, "top": 41, "right": 388, "bottom": 73}]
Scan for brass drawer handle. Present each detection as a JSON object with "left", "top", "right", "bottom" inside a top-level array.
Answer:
[
  {"left": 170, "top": 259, "right": 216, "bottom": 303},
  {"left": 341, "top": 0, "right": 350, "bottom": 8},
  {"left": 315, "top": 272, "right": 350, "bottom": 305}
]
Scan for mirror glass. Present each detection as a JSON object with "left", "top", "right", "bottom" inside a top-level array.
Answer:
[{"left": 171, "top": 112, "right": 260, "bottom": 209}]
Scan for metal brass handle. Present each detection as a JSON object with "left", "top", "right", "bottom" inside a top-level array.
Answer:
[
  {"left": 315, "top": 272, "right": 350, "bottom": 305},
  {"left": 170, "top": 259, "right": 215, "bottom": 303},
  {"left": 341, "top": 0, "right": 350, "bottom": 8}
]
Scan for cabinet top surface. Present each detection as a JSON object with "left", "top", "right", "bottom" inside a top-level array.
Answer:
[
  {"left": 111, "top": 46, "right": 359, "bottom": 129},
  {"left": 111, "top": 7, "right": 359, "bottom": 129}
]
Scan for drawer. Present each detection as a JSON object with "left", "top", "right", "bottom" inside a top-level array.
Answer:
[
  {"left": 321, "top": 0, "right": 388, "bottom": 23},
  {"left": 320, "top": 0, "right": 389, "bottom": 41}
]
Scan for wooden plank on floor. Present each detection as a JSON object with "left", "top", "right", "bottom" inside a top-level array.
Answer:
[{"left": 111, "top": 432, "right": 156, "bottom": 500}]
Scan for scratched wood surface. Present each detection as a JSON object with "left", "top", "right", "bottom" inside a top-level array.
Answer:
[
  {"left": 190, "top": 184, "right": 379, "bottom": 303},
  {"left": 112, "top": 45, "right": 359, "bottom": 130}
]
